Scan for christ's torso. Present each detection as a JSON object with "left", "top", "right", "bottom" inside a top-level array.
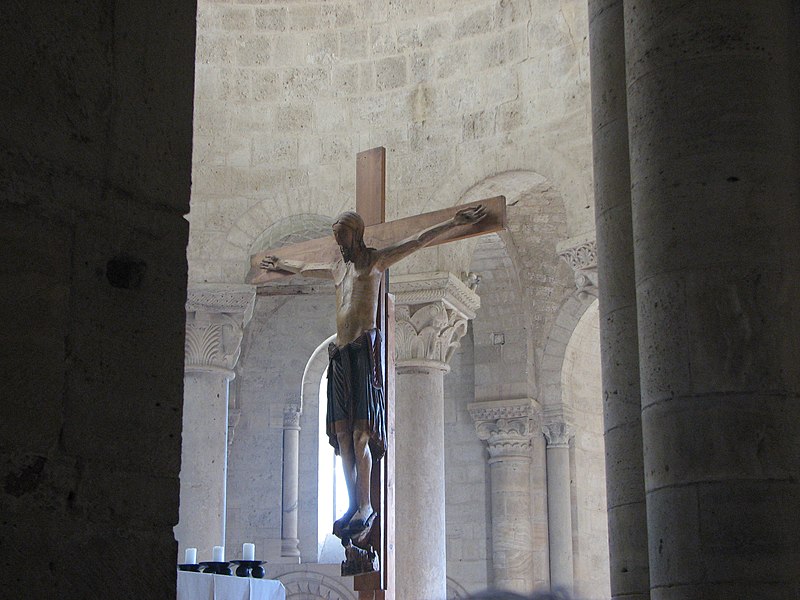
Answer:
[{"left": 334, "top": 259, "right": 382, "bottom": 347}]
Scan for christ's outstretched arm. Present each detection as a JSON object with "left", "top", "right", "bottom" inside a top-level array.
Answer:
[
  {"left": 260, "top": 255, "right": 337, "bottom": 279},
  {"left": 374, "top": 205, "right": 487, "bottom": 271}
]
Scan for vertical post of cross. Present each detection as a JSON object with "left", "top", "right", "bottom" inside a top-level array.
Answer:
[{"left": 354, "top": 147, "right": 395, "bottom": 600}]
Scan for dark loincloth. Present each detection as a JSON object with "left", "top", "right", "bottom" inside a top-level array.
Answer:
[{"left": 326, "top": 328, "right": 386, "bottom": 461}]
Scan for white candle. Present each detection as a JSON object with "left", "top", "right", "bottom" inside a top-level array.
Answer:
[
  {"left": 212, "top": 545, "right": 225, "bottom": 562},
  {"left": 184, "top": 547, "right": 197, "bottom": 564},
  {"left": 242, "top": 542, "right": 255, "bottom": 561}
]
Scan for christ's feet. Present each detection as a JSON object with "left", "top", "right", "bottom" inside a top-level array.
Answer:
[
  {"left": 333, "top": 508, "right": 357, "bottom": 538},
  {"left": 348, "top": 507, "right": 376, "bottom": 534}
]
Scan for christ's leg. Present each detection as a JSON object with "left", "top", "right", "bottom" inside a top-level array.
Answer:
[
  {"left": 334, "top": 431, "right": 358, "bottom": 531},
  {"left": 349, "top": 429, "right": 373, "bottom": 528}
]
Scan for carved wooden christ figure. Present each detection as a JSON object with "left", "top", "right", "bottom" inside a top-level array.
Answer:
[{"left": 259, "top": 205, "right": 487, "bottom": 540}]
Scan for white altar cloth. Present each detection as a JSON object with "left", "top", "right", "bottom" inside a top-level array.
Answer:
[{"left": 177, "top": 571, "right": 286, "bottom": 600}]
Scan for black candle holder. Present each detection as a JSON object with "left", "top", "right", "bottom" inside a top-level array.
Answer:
[
  {"left": 231, "top": 560, "right": 265, "bottom": 578},
  {"left": 178, "top": 563, "right": 201, "bottom": 572},
  {"left": 199, "top": 561, "right": 232, "bottom": 575}
]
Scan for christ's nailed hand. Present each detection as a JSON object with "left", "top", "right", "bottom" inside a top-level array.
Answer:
[
  {"left": 453, "top": 204, "right": 487, "bottom": 225},
  {"left": 260, "top": 255, "right": 280, "bottom": 271}
]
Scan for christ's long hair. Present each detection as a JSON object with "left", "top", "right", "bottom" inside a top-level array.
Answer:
[{"left": 333, "top": 211, "right": 368, "bottom": 252}]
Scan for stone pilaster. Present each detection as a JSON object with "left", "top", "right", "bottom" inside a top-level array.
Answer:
[
  {"left": 542, "top": 421, "right": 575, "bottom": 593},
  {"left": 469, "top": 398, "right": 537, "bottom": 594},
  {"left": 391, "top": 272, "right": 479, "bottom": 600},
  {"left": 175, "top": 284, "right": 256, "bottom": 563},
  {"left": 280, "top": 403, "right": 301, "bottom": 560}
]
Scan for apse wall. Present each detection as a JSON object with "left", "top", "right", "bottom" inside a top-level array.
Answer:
[{"left": 187, "top": 0, "right": 593, "bottom": 283}]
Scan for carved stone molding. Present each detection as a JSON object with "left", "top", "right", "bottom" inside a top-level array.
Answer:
[
  {"left": 391, "top": 271, "right": 480, "bottom": 320},
  {"left": 185, "top": 284, "right": 256, "bottom": 375},
  {"left": 468, "top": 398, "right": 537, "bottom": 461},
  {"left": 186, "top": 283, "right": 257, "bottom": 320},
  {"left": 277, "top": 569, "right": 357, "bottom": 600},
  {"left": 557, "top": 238, "right": 598, "bottom": 299},
  {"left": 542, "top": 421, "right": 575, "bottom": 449}
]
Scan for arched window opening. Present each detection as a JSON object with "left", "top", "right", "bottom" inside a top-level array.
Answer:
[{"left": 317, "top": 367, "right": 348, "bottom": 562}]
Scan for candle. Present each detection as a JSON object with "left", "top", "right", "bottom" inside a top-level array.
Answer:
[
  {"left": 242, "top": 542, "right": 255, "bottom": 561},
  {"left": 184, "top": 547, "right": 197, "bottom": 565},
  {"left": 212, "top": 545, "right": 225, "bottom": 562}
]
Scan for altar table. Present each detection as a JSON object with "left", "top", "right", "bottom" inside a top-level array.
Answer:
[{"left": 177, "top": 571, "right": 286, "bottom": 600}]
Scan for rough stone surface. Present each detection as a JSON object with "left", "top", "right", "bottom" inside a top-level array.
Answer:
[
  {"left": 1, "top": 2, "right": 196, "bottom": 598},
  {"left": 626, "top": 1, "right": 800, "bottom": 596},
  {"left": 187, "top": 0, "right": 594, "bottom": 285}
]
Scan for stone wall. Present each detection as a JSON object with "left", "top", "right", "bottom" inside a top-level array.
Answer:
[
  {"left": 188, "top": 0, "right": 593, "bottom": 284},
  {"left": 444, "top": 329, "right": 491, "bottom": 594},
  {"left": 228, "top": 292, "right": 336, "bottom": 561},
  {"left": 1, "top": 2, "right": 196, "bottom": 598}
]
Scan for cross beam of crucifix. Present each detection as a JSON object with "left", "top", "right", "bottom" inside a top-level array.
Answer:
[{"left": 245, "top": 149, "right": 506, "bottom": 286}]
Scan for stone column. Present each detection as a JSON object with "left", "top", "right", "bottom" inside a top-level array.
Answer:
[
  {"left": 280, "top": 403, "right": 301, "bottom": 560},
  {"left": 587, "top": 0, "right": 651, "bottom": 595},
  {"left": 469, "top": 399, "right": 536, "bottom": 594},
  {"left": 391, "top": 272, "right": 479, "bottom": 600},
  {"left": 175, "top": 284, "right": 255, "bottom": 563},
  {"left": 542, "top": 421, "right": 575, "bottom": 593},
  {"left": 626, "top": 2, "right": 800, "bottom": 596}
]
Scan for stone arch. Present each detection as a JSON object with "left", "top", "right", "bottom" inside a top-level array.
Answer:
[
  {"left": 446, "top": 575, "right": 469, "bottom": 599},
  {"left": 277, "top": 569, "right": 357, "bottom": 600},
  {"left": 296, "top": 334, "right": 336, "bottom": 564},
  {"left": 538, "top": 293, "right": 598, "bottom": 420},
  {"left": 558, "top": 299, "right": 608, "bottom": 597},
  {"left": 458, "top": 170, "right": 572, "bottom": 402},
  {"left": 234, "top": 210, "right": 337, "bottom": 286},
  {"left": 250, "top": 213, "right": 334, "bottom": 255}
]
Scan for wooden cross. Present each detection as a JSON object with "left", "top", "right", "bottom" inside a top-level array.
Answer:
[
  {"left": 245, "top": 152, "right": 506, "bottom": 287},
  {"left": 246, "top": 148, "right": 505, "bottom": 600}
]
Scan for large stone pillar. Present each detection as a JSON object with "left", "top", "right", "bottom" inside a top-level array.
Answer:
[
  {"left": 469, "top": 399, "right": 537, "bottom": 594},
  {"left": 625, "top": 2, "right": 800, "bottom": 596},
  {"left": 175, "top": 284, "right": 255, "bottom": 562},
  {"left": 391, "top": 272, "right": 479, "bottom": 600},
  {"left": 587, "top": 0, "right": 651, "bottom": 597},
  {"left": 542, "top": 421, "right": 575, "bottom": 593},
  {"left": 280, "top": 403, "right": 301, "bottom": 560}
]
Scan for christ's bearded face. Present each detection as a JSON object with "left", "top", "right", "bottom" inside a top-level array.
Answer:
[{"left": 333, "top": 223, "right": 356, "bottom": 262}]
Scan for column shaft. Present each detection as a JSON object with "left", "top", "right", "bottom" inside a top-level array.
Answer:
[
  {"left": 469, "top": 398, "right": 536, "bottom": 595},
  {"left": 176, "top": 372, "right": 231, "bottom": 561},
  {"left": 395, "top": 365, "right": 448, "bottom": 600},
  {"left": 489, "top": 456, "right": 533, "bottom": 593},
  {"left": 545, "top": 444, "right": 573, "bottom": 592},
  {"left": 588, "top": 0, "right": 650, "bottom": 597},
  {"left": 391, "top": 272, "right": 480, "bottom": 600},
  {"left": 176, "top": 285, "right": 255, "bottom": 562},
  {"left": 626, "top": 1, "right": 800, "bottom": 596},
  {"left": 280, "top": 406, "right": 301, "bottom": 559}
]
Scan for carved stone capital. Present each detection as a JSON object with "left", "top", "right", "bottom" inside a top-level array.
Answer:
[
  {"left": 468, "top": 398, "right": 537, "bottom": 461},
  {"left": 557, "top": 237, "right": 598, "bottom": 299},
  {"left": 185, "top": 284, "right": 256, "bottom": 375},
  {"left": 542, "top": 421, "right": 575, "bottom": 449},
  {"left": 283, "top": 403, "right": 301, "bottom": 430},
  {"left": 392, "top": 272, "right": 478, "bottom": 371}
]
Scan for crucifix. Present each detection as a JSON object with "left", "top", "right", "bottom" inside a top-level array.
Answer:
[{"left": 246, "top": 148, "right": 505, "bottom": 599}]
